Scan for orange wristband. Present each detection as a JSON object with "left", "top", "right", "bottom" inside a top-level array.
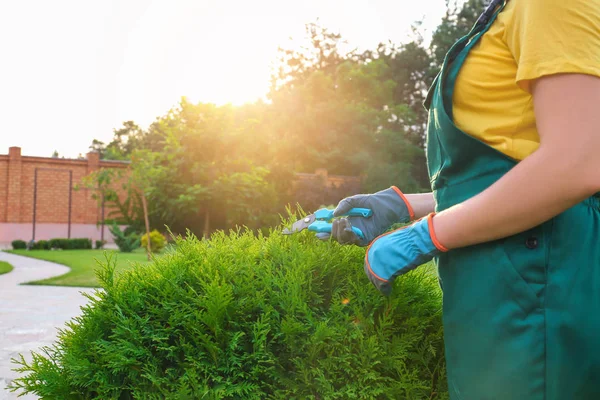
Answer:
[{"left": 391, "top": 186, "right": 415, "bottom": 220}]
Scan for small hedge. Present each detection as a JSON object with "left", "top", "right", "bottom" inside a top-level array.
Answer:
[
  {"left": 48, "top": 238, "right": 92, "bottom": 250},
  {"left": 32, "top": 240, "right": 50, "bottom": 250},
  {"left": 12, "top": 238, "right": 93, "bottom": 250},
  {"left": 11, "top": 240, "right": 27, "bottom": 250},
  {"left": 10, "top": 222, "right": 447, "bottom": 399}
]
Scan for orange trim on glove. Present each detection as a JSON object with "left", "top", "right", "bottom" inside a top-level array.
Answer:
[
  {"left": 364, "top": 225, "right": 410, "bottom": 283},
  {"left": 391, "top": 186, "right": 415, "bottom": 220},
  {"left": 364, "top": 213, "right": 449, "bottom": 283},
  {"left": 427, "top": 213, "right": 448, "bottom": 252}
]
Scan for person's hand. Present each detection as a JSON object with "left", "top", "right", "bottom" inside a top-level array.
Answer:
[
  {"left": 316, "top": 187, "right": 414, "bottom": 246},
  {"left": 364, "top": 213, "right": 447, "bottom": 295}
]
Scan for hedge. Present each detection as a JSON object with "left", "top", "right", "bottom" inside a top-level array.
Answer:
[
  {"left": 10, "top": 222, "right": 447, "bottom": 399},
  {"left": 11, "top": 240, "right": 27, "bottom": 250},
  {"left": 48, "top": 238, "right": 92, "bottom": 250}
]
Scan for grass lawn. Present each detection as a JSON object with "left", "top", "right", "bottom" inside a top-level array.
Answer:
[
  {"left": 0, "top": 261, "right": 13, "bottom": 275},
  {"left": 5, "top": 249, "right": 154, "bottom": 287}
]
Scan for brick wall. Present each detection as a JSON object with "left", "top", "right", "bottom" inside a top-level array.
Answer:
[
  {"left": 0, "top": 147, "right": 129, "bottom": 244},
  {"left": 0, "top": 147, "right": 363, "bottom": 245}
]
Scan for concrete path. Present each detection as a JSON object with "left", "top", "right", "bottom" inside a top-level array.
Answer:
[{"left": 0, "top": 252, "right": 95, "bottom": 399}]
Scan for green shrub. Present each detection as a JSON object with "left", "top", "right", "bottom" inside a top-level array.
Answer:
[
  {"left": 48, "top": 238, "right": 92, "bottom": 250},
  {"left": 72, "top": 238, "right": 92, "bottom": 249},
  {"left": 11, "top": 240, "right": 27, "bottom": 250},
  {"left": 32, "top": 240, "right": 50, "bottom": 250},
  {"left": 10, "top": 222, "right": 447, "bottom": 399},
  {"left": 124, "top": 224, "right": 141, "bottom": 237},
  {"left": 49, "top": 238, "right": 66, "bottom": 249},
  {"left": 141, "top": 230, "right": 167, "bottom": 253},
  {"left": 109, "top": 223, "right": 140, "bottom": 253},
  {"left": 95, "top": 240, "right": 107, "bottom": 250}
]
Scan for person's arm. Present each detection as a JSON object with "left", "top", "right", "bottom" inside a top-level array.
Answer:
[
  {"left": 405, "top": 193, "right": 436, "bottom": 220},
  {"left": 433, "top": 74, "right": 600, "bottom": 249}
]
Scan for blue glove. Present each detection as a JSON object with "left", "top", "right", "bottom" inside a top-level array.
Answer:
[
  {"left": 364, "top": 213, "right": 447, "bottom": 295},
  {"left": 316, "top": 187, "right": 414, "bottom": 246}
]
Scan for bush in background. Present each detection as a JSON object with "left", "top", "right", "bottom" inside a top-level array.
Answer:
[
  {"left": 140, "top": 230, "right": 166, "bottom": 253},
  {"left": 32, "top": 240, "right": 50, "bottom": 250},
  {"left": 109, "top": 223, "right": 140, "bottom": 253},
  {"left": 10, "top": 218, "right": 447, "bottom": 399},
  {"left": 11, "top": 240, "right": 27, "bottom": 250},
  {"left": 48, "top": 238, "right": 92, "bottom": 250},
  {"left": 95, "top": 240, "right": 107, "bottom": 250}
]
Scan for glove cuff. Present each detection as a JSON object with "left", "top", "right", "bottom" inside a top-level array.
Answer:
[
  {"left": 427, "top": 213, "right": 448, "bottom": 252},
  {"left": 391, "top": 186, "right": 415, "bottom": 220}
]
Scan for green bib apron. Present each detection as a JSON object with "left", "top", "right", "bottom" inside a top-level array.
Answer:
[{"left": 424, "top": 1, "right": 600, "bottom": 399}]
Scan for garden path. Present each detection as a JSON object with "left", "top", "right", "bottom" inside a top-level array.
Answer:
[{"left": 0, "top": 251, "right": 95, "bottom": 400}]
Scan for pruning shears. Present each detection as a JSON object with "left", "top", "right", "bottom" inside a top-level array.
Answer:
[{"left": 282, "top": 208, "right": 373, "bottom": 240}]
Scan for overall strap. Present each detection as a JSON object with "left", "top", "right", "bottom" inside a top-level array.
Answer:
[{"left": 424, "top": 0, "right": 509, "bottom": 111}]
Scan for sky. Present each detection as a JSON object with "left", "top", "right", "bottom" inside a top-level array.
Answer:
[{"left": 0, "top": 0, "right": 449, "bottom": 158}]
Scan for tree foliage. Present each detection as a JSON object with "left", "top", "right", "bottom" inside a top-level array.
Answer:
[{"left": 87, "top": 1, "right": 486, "bottom": 236}]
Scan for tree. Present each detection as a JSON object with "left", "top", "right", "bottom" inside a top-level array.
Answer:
[
  {"left": 81, "top": 9, "right": 495, "bottom": 236},
  {"left": 77, "top": 168, "right": 144, "bottom": 242},
  {"left": 88, "top": 139, "right": 106, "bottom": 158},
  {"left": 129, "top": 150, "right": 159, "bottom": 260},
  {"left": 268, "top": 24, "right": 426, "bottom": 191},
  {"left": 134, "top": 99, "right": 282, "bottom": 238},
  {"left": 270, "top": 22, "right": 348, "bottom": 93},
  {"left": 430, "top": 0, "right": 487, "bottom": 70}
]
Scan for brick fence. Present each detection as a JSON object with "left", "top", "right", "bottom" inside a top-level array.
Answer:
[
  {"left": 0, "top": 147, "right": 128, "bottom": 244},
  {"left": 0, "top": 147, "right": 363, "bottom": 245}
]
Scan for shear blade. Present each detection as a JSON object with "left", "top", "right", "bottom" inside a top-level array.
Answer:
[{"left": 282, "top": 215, "right": 316, "bottom": 234}]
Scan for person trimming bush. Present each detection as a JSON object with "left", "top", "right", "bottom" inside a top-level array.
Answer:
[{"left": 322, "top": 1, "right": 600, "bottom": 399}]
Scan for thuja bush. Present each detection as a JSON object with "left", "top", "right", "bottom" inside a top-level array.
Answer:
[
  {"left": 10, "top": 222, "right": 447, "bottom": 399},
  {"left": 110, "top": 223, "right": 140, "bottom": 253},
  {"left": 141, "top": 230, "right": 167, "bottom": 253}
]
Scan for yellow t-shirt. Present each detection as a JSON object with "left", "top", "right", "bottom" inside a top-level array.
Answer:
[{"left": 453, "top": 0, "right": 600, "bottom": 161}]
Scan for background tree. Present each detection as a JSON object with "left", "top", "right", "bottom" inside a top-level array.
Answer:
[
  {"left": 85, "top": 0, "right": 488, "bottom": 237},
  {"left": 430, "top": 0, "right": 487, "bottom": 70}
]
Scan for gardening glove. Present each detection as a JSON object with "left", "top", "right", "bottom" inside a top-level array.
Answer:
[
  {"left": 316, "top": 186, "right": 414, "bottom": 247},
  {"left": 364, "top": 213, "right": 448, "bottom": 296}
]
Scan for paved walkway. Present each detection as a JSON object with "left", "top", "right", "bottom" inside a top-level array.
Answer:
[{"left": 0, "top": 252, "right": 95, "bottom": 399}]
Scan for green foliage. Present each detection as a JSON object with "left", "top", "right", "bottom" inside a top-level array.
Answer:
[
  {"left": 11, "top": 240, "right": 27, "bottom": 250},
  {"left": 95, "top": 240, "right": 107, "bottom": 250},
  {"left": 141, "top": 230, "right": 167, "bottom": 253},
  {"left": 78, "top": 168, "right": 144, "bottom": 229},
  {"left": 109, "top": 224, "right": 140, "bottom": 253},
  {"left": 430, "top": 0, "right": 487, "bottom": 70},
  {"left": 84, "top": 3, "right": 486, "bottom": 235},
  {"left": 32, "top": 240, "right": 50, "bottom": 250},
  {"left": 10, "top": 220, "right": 447, "bottom": 399},
  {"left": 0, "top": 261, "right": 13, "bottom": 275},
  {"left": 92, "top": 121, "right": 164, "bottom": 161},
  {"left": 48, "top": 238, "right": 93, "bottom": 250}
]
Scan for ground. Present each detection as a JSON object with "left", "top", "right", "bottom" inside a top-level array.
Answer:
[
  {"left": 6, "top": 249, "right": 152, "bottom": 287},
  {"left": 0, "top": 251, "right": 97, "bottom": 400}
]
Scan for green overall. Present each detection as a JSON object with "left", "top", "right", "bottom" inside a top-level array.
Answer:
[{"left": 424, "top": 2, "right": 600, "bottom": 399}]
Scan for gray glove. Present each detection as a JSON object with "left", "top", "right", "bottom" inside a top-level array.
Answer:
[{"left": 317, "top": 187, "right": 414, "bottom": 246}]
